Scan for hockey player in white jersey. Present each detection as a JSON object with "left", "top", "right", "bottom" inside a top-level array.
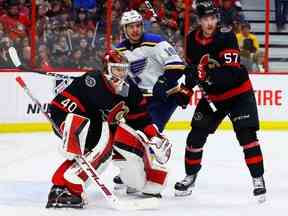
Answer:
[
  {"left": 113, "top": 9, "right": 193, "bottom": 195},
  {"left": 116, "top": 10, "right": 191, "bottom": 132}
]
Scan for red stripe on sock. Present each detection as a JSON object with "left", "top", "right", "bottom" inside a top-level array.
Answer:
[
  {"left": 245, "top": 156, "right": 263, "bottom": 165},
  {"left": 185, "top": 158, "right": 202, "bottom": 165}
]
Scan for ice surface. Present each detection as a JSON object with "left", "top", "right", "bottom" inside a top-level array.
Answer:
[{"left": 0, "top": 131, "right": 287, "bottom": 216}]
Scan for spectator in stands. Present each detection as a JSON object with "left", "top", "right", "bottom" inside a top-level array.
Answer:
[
  {"left": 36, "top": 3, "right": 50, "bottom": 42},
  {"left": 46, "top": 1, "right": 63, "bottom": 18},
  {"left": 275, "top": 0, "right": 288, "bottom": 30},
  {"left": 50, "top": 49, "right": 70, "bottom": 68},
  {"left": 253, "top": 50, "right": 265, "bottom": 73},
  {"left": 52, "top": 35, "right": 70, "bottom": 57},
  {"left": 78, "top": 37, "right": 92, "bottom": 59},
  {"left": 74, "top": 8, "right": 94, "bottom": 36},
  {"left": 20, "top": 45, "right": 31, "bottom": 68},
  {"left": 18, "top": 0, "right": 30, "bottom": 17},
  {"left": 36, "top": 44, "right": 52, "bottom": 70},
  {"left": 67, "top": 48, "right": 86, "bottom": 69},
  {"left": 0, "top": 0, "right": 30, "bottom": 42},
  {"left": 0, "top": 37, "right": 14, "bottom": 67},
  {"left": 236, "top": 22, "right": 260, "bottom": 71},
  {"left": 219, "top": 0, "right": 245, "bottom": 28}
]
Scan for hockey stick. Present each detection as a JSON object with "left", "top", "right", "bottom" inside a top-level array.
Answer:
[
  {"left": 91, "top": 22, "right": 99, "bottom": 48},
  {"left": 15, "top": 76, "right": 159, "bottom": 210},
  {"left": 144, "top": 1, "right": 158, "bottom": 19},
  {"left": 8, "top": 46, "right": 78, "bottom": 80},
  {"left": 198, "top": 54, "right": 217, "bottom": 112}
]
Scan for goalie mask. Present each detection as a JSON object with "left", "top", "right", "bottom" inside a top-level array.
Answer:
[{"left": 104, "top": 50, "right": 130, "bottom": 96}]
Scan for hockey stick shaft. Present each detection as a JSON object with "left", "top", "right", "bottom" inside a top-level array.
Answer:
[
  {"left": 197, "top": 54, "right": 217, "bottom": 112},
  {"left": 8, "top": 46, "right": 77, "bottom": 80},
  {"left": 15, "top": 76, "right": 61, "bottom": 134},
  {"left": 15, "top": 76, "right": 158, "bottom": 210},
  {"left": 144, "top": 1, "right": 158, "bottom": 18},
  {"left": 91, "top": 22, "right": 99, "bottom": 48},
  {"left": 198, "top": 84, "right": 217, "bottom": 112}
]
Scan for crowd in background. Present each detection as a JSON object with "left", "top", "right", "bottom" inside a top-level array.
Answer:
[{"left": 0, "top": 0, "right": 268, "bottom": 72}]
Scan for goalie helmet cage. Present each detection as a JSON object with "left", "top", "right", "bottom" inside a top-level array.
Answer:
[{"left": 27, "top": 0, "right": 271, "bottom": 72}]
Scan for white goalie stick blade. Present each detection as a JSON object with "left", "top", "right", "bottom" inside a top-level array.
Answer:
[
  {"left": 9, "top": 46, "right": 77, "bottom": 81},
  {"left": 8, "top": 46, "right": 22, "bottom": 67},
  {"left": 76, "top": 156, "right": 159, "bottom": 210}
]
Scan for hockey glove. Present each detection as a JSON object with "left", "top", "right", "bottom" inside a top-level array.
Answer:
[
  {"left": 184, "top": 65, "right": 198, "bottom": 88},
  {"left": 170, "top": 84, "right": 193, "bottom": 109},
  {"left": 198, "top": 54, "right": 210, "bottom": 81},
  {"left": 148, "top": 135, "right": 172, "bottom": 164},
  {"left": 153, "top": 76, "right": 170, "bottom": 102}
]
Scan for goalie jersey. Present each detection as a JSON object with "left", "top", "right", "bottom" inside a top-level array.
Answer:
[
  {"left": 116, "top": 33, "right": 185, "bottom": 93},
  {"left": 48, "top": 72, "right": 155, "bottom": 145}
]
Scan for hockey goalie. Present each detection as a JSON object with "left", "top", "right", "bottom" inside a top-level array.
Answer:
[{"left": 45, "top": 50, "right": 172, "bottom": 209}]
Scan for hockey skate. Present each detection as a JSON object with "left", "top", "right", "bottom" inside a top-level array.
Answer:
[
  {"left": 174, "top": 174, "right": 197, "bottom": 197},
  {"left": 142, "top": 192, "right": 162, "bottom": 198},
  {"left": 252, "top": 176, "right": 266, "bottom": 203},
  {"left": 113, "top": 175, "right": 138, "bottom": 194},
  {"left": 46, "top": 185, "right": 85, "bottom": 209}
]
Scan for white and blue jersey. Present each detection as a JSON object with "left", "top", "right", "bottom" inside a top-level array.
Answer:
[
  {"left": 116, "top": 33, "right": 185, "bottom": 93},
  {"left": 115, "top": 33, "right": 185, "bottom": 132}
]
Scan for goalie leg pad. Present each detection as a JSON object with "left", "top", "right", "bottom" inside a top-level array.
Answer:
[
  {"left": 113, "top": 125, "right": 146, "bottom": 190},
  {"left": 61, "top": 113, "right": 90, "bottom": 159},
  {"left": 64, "top": 127, "right": 114, "bottom": 187},
  {"left": 52, "top": 122, "right": 114, "bottom": 196},
  {"left": 113, "top": 124, "right": 168, "bottom": 194},
  {"left": 52, "top": 160, "right": 84, "bottom": 196}
]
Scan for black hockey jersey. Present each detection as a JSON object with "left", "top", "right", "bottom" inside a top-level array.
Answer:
[
  {"left": 185, "top": 27, "right": 253, "bottom": 102},
  {"left": 49, "top": 72, "right": 152, "bottom": 132}
]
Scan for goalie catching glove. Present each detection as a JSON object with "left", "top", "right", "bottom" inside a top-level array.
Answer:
[
  {"left": 141, "top": 124, "right": 172, "bottom": 164},
  {"left": 147, "top": 134, "right": 172, "bottom": 164}
]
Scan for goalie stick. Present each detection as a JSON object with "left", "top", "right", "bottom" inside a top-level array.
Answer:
[
  {"left": 8, "top": 47, "right": 78, "bottom": 80},
  {"left": 15, "top": 76, "right": 159, "bottom": 210}
]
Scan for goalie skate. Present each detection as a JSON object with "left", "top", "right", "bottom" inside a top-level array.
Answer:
[
  {"left": 253, "top": 176, "right": 266, "bottom": 203},
  {"left": 46, "top": 185, "right": 85, "bottom": 209},
  {"left": 113, "top": 175, "right": 138, "bottom": 194},
  {"left": 174, "top": 174, "right": 197, "bottom": 197}
]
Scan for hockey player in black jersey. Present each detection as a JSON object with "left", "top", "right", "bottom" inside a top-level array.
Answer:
[
  {"left": 46, "top": 50, "right": 172, "bottom": 208},
  {"left": 174, "top": 0, "right": 266, "bottom": 202}
]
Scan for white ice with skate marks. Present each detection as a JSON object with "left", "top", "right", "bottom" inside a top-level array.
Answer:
[{"left": 0, "top": 131, "right": 287, "bottom": 216}]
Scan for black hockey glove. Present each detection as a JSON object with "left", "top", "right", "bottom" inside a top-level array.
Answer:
[
  {"left": 153, "top": 76, "right": 170, "bottom": 102},
  {"left": 170, "top": 84, "right": 193, "bottom": 109},
  {"left": 184, "top": 65, "right": 198, "bottom": 88}
]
